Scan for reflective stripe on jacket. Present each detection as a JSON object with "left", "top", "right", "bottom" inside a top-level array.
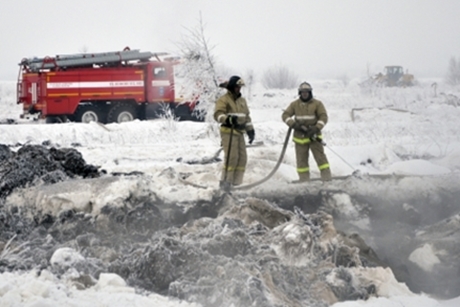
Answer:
[
  {"left": 293, "top": 134, "right": 323, "bottom": 145},
  {"left": 214, "top": 91, "right": 253, "bottom": 132},
  {"left": 282, "top": 97, "right": 328, "bottom": 140}
]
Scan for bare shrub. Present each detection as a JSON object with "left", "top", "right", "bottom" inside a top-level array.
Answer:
[
  {"left": 337, "top": 74, "right": 350, "bottom": 87},
  {"left": 446, "top": 56, "right": 460, "bottom": 86},
  {"left": 244, "top": 69, "right": 255, "bottom": 99},
  {"left": 175, "top": 12, "right": 222, "bottom": 122},
  {"left": 261, "top": 65, "right": 298, "bottom": 89}
]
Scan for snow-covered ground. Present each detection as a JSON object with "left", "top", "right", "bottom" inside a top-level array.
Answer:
[{"left": 1, "top": 79, "right": 460, "bottom": 306}]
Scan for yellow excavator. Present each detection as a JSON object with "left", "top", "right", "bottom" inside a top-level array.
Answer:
[{"left": 372, "top": 66, "right": 415, "bottom": 87}]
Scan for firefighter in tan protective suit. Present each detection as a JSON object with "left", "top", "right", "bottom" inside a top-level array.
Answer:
[
  {"left": 214, "top": 76, "right": 255, "bottom": 188},
  {"left": 282, "top": 82, "right": 331, "bottom": 182}
]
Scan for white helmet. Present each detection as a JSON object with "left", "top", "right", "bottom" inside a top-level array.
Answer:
[{"left": 298, "top": 82, "right": 312, "bottom": 93}]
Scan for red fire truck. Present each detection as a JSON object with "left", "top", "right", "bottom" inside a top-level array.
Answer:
[{"left": 17, "top": 47, "right": 203, "bottom": 123}]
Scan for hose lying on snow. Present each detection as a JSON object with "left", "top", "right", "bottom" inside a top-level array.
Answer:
[{"left": 232, "top": 127, "right": 292, "bottom": 191}]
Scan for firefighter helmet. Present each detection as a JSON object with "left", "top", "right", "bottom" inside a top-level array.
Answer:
[
  {"left": 298, "top": 82, "right": 312, "bottom": 93},
  {"left": 228, "top": 76, "right": 245, "bottom": 88}
]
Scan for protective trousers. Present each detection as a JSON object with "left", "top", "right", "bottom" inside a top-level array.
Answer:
[
  {"left": 221, "top": 131, "right": 247, "bottom": 185},
  {"left": 295, "top": 140, "right": 331, "bottom": 181}
]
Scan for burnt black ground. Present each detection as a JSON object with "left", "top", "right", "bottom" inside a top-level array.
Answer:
[{"left": 0, "top": 144, "right": 102, "bottom": 200}]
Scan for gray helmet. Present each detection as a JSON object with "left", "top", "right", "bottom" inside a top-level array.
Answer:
[{"left": 298, "top": 82, "right": 312, "bottom": 94}]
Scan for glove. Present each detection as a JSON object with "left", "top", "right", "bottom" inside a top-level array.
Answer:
[
  {"left": 225, "top": 115, "right": 238, "bottom": 127},
  {"left": 247, "top": 129, "right": 255, "bottom": 144},
  {"left": 293, "top": 122, "right": 308, "bottom": 132},
  {"left": 305, "top": 126, "right": 320, "bottom": 138}
]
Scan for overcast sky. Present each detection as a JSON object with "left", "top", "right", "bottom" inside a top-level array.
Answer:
[{"left": 1, "top": 0, "right": 459, "bottom": 81}]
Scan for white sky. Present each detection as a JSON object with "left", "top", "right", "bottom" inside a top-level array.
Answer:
[{"left": 1, "top": 0, "right": 459, "bottom": 80}]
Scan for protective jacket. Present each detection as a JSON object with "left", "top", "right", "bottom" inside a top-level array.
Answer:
[
  {"left": 214, "top": 90, "right": 253, "bottom": 186},
  {"left": 282, "top": 97, "right": 328, "bottom": 143},
  {"left": 281, "top": 96, "right": 331, "bottom": 181},
  {"left": 214, "top": 91, "right": 253, "bottom": 134}
]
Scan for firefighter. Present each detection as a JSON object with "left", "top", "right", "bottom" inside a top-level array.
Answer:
[
  {"left": 282, "top": 82, "right": 331, "bottom": 182},
  {"left": 214, "top": 76, "right": 255, "bottom": 187}
]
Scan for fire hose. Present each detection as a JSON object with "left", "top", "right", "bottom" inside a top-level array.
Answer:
[
  {"left": 231, "top": 127, "right": 355, "bottom": 190},
  {"left": 232, "top": 127, "right": 293, "bottom": 190},
  {"left": 179, "top": 127, "right": 355, "bottom": 191}
]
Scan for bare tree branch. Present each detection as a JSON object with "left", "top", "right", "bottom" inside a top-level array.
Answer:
[
  {"left": 446, "top": 56, "right": 460, "bottom": 86},
  {"left": 262, "top": 65, "right": 299, "bottom": 89},
  {"left": 174, "top": 12, "right": 222, "bottom": 121}
]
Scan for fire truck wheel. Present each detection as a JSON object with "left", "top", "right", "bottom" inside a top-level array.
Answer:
[
  {"left": 107, "top": 103, "right": 138, "bottom": 123},
  {"left": 75, "top": 105, "right": 104, "bottom": 123}
]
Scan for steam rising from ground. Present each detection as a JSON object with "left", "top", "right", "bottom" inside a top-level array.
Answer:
[{"left": 1, "top": 144, "right": 459, "bottom": 306}]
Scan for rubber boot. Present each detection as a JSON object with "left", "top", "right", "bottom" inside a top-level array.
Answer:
[
  {"left": 320, "top": 168, "right": 332, "bottom": 181},
  {"left": 219, "top": 180, "right": 232, "bottom": 192},
  {"left": 298, "top": 172, "right": 310, "bottom": 182},
  {"left": 232, "top": 171, "right": 244, "bottom": 186},
  {"left": 220, "top": 169, "right": 233, "bottom": 192}
]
